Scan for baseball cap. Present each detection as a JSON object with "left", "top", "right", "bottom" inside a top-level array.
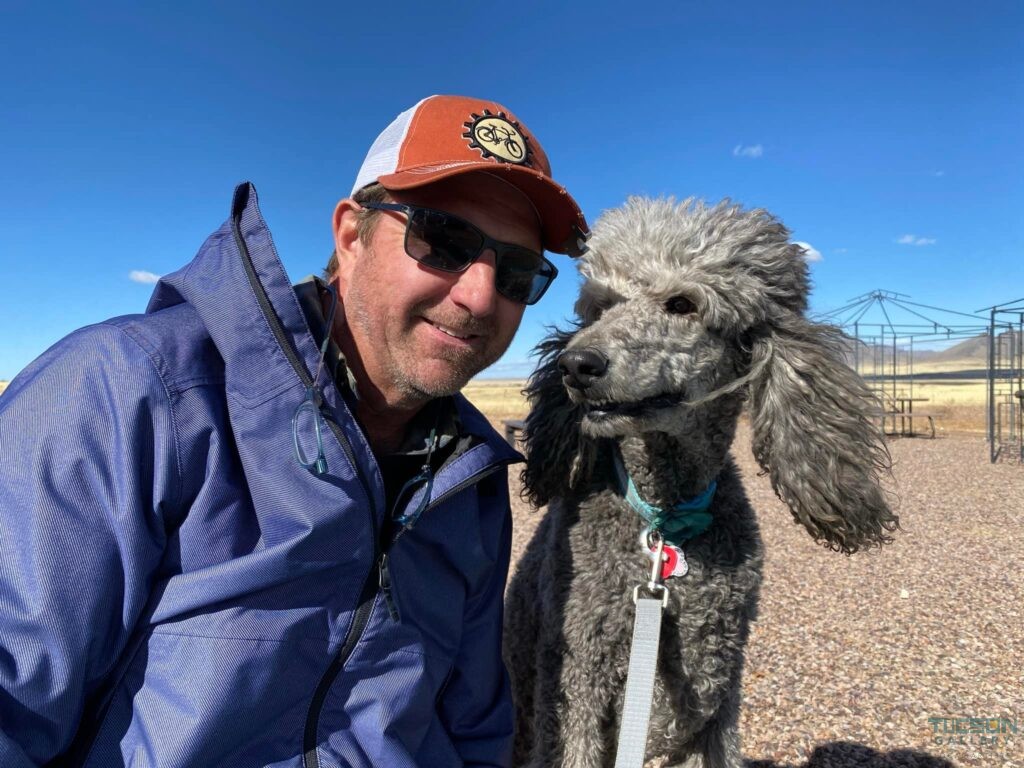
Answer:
[{"left": 351, "top": 95, "right": 589, "bottom": 257}]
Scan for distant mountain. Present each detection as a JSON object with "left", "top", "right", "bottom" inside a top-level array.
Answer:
[
  {"left": 930, "top": 330, "right": 1020, "bottom": 363},
  {"left": 840, "top": 330, "right": 1019, "bottom": 368}
]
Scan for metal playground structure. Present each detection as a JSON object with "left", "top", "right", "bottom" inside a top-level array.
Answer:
[
  {"left": 816, "top": 291, "right": 1023, "bottom": 462},
  {"left": 982, "top": 297, "right": 1024, "bottom": 463}
]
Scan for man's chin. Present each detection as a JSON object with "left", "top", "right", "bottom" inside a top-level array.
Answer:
[{"left": 402, "top": 359, "right": 482, "bottom": 398}]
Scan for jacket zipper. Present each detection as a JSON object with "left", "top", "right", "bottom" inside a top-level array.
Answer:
[
  {"left": 228, "top": 189, "right": 382, "bottom": 768},
  {"left": 376, "top": 461, "right": 515, "bottom": 623}
]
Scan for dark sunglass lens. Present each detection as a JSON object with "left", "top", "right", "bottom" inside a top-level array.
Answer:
[
  {"left": 407, "top": 210, "right": 482, "bottom": 271},
  {"left": 497, "top": 248, "right": 551, "bottom": 304}
]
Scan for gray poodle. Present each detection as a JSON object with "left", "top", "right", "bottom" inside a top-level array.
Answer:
[{"left": 503, "top": 198, "right": 898, "bottom": 768}]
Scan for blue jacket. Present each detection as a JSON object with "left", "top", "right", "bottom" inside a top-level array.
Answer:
[{"left": 0, "top": 184, "right": 523, "bottom": 767}]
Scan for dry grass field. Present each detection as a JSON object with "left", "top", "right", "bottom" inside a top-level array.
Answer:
[
  {"left": 857, "top": 355, "right": 1009, "bottom": 435},
  {"left": 867, "top": 381, "right": 987, "bottom": 435},
  {"left": 461, "top": 379, "right": 530, "bottom": 426},
  {"left": 463, "top": 377, "right": 992, "bottom": 435},
  {"left": 465, "top": 380, "right": 1023, "bottom": 768}
]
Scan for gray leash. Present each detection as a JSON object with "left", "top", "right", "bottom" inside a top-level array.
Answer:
[{"left": 614, "top": 533, "right": 674, "bottom": 768}]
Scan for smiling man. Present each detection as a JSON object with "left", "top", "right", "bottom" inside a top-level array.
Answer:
[
  {"left": 0, "top": 95, "right": 587, "bottom": 767},
  {"left": 329, "top": 172, "right": 545, "bottom": 452}
]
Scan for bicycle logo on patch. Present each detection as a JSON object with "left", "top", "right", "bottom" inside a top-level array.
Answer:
[{"left": 463, "top": 110, "right": 532, "bottom": 166}]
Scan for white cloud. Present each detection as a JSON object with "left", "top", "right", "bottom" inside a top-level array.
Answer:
[
  {"left": 732, "top": 143, "right": 764, "bottom": 159},
  {"left": 794, "top": 241, "right": 823, "bottom": 262},
  {"left": 129, "top": 270, "right": 161, "bottom": 284},
  {"left": 833, "top": 248, "right": 849, "bottom": 254},
  {"left": 896, "top": 234, "right": 937, "bottom": 246}
]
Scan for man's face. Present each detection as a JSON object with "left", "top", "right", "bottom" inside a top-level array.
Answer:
[{"left": 332, "top": 173, "right": 542, "bottom": 407}]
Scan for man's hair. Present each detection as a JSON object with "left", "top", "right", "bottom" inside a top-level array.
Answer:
[{"left": 323, "top": 182, "right": 390, "bottom": 279}]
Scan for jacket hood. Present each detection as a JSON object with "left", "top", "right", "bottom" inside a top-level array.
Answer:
[{"left": 147, "top": 183, "right": 330, "bottom": 407}]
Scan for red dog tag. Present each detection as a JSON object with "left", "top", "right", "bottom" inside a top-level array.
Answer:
[{"left": 649, "top": 543, "right": 688, "bottom": 580}]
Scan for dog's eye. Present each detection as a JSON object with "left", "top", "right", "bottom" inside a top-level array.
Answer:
[{"left": 665, "top": 296, "right": 696, "bottom": 315}]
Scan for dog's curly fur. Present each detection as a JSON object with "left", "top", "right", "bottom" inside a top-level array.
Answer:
[{"left": 503, "top": 198, "right": 899, "bottom": 768}]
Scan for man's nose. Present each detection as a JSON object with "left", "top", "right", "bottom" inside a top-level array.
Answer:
[{"left": 449, "top": 250, "right": 500, "bottom": 316}]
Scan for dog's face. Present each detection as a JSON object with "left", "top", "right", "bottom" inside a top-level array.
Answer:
[
  {"left": 561, "top": 291, "right": 746, "bottom": 439},
  {"left": 526, "top": 196, "right": 896, "bottom": 553},
  {"left": 560, "top": 197, "right": 810, "bottom": 439}
]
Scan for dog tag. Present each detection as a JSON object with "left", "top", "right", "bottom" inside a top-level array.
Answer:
[
  {"left": 648, "top": 543, "right": 688, "bottom": 580},
  {"left": 664, "top": 545, "right": 688, "bottom": 579}
]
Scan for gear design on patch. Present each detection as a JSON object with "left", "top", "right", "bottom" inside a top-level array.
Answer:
[{"left": 463, "top": 110, "right": 532, "bottom": 166}]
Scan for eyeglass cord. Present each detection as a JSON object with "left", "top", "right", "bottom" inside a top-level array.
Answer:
[{"left": 292, "top": 284, "right": 339, "bottom": 476}]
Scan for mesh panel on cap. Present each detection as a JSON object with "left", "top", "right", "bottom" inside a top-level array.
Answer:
[{"left": 350, "top": 96, "right": 431, "bottom": 194}]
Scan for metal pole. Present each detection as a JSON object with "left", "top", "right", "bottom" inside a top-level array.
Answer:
[
  {"left": 874, "top": 334, "right": 879, "bottom": 384},
  {"left": 1018, "top": 314, "right": 1023, "bottom": 461},
  {"left": 909, "top": 336, "right": 914, "bottom": 402},
  {"left": 854, "top": 321, "right": 860, "bottom": 376},
  {"left": 892, "top": 329, "right": 897, "bottom": 408},
  {"left": 879, "top": 327, "right": 886, "bottom": 432},
  {"left": 988, "top": 308, "right": 996, "bottom": 463}
]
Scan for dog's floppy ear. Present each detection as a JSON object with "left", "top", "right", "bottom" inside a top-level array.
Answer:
[
  {"left": 747, "top": 316, "right": 899, "bottom": 553},
  {"left": 520, "top": 327, "right": 596, "bottom": 507}
]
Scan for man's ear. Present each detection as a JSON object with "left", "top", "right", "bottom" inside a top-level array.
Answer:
[{"left": 332, "top": 198, "right": 362, "bottom": 284}]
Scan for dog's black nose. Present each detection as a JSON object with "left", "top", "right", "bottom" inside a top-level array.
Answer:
[{"left": 558, "top": 348, "right": 609, "bottom": 390}]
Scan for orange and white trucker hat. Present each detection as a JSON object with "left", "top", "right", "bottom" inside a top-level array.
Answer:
[{"left": 351, "top": 94, "right": 589, "bottom": 257}]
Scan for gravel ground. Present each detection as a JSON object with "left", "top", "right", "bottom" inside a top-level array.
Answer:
[{"left": 506, "top": 424, "right": 1024, "bottom": 768}]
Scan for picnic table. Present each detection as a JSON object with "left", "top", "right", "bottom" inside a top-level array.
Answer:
[{"left": 882, "top": 397, "right": 938, "bottom": 438}]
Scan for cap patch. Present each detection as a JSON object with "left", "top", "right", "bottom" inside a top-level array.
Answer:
[{"left": 463, "top": 110, "right": 532, "bottom": 166}]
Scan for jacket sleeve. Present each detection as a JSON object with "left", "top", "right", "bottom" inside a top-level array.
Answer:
[
  {"left": 437, "top": 480, "right": 515, "bottom": 768},
  {"left": 0, "top": 323, "right": 181, "bottom": 764}
]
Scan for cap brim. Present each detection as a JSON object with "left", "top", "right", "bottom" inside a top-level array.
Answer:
[{"left": 377, "top": 162, "right": 589, "bottom": 257}]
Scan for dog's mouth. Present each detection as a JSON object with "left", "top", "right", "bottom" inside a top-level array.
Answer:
[{"left": 584, "top": 391, "right": 686, "bottom": 419}]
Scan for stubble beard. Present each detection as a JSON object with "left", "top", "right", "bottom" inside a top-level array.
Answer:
[{"left": 346, "top": 261, "right": 508, "bottom": 402}]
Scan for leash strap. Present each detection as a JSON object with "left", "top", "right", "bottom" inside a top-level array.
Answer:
[
  {"left": 614, "top": 535, "right": 669, "bottom": 768},
  {"left": 614, "top": 595, "right": 665, "bottom": 768}
]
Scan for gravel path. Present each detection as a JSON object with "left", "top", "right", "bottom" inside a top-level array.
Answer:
[{"left": 506, "top": 425, "right": 1023, "bottom": 768}]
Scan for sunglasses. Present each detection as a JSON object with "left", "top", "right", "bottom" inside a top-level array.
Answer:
[{"left": 360, "top": 202, "right": 558, "bottom": 305}]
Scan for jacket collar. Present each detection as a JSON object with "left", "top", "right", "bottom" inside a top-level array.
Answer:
[{"left": 147, "top": 183, "right": 322, "bottom": 407}]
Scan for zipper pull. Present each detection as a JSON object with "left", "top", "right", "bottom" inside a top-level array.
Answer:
[{"left": 378, "top": 552, "right": 400, "bottom": 623}]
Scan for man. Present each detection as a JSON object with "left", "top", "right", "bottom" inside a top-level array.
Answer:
[{"left": 0, "top": 95, "right": 588, "bottom": 767}]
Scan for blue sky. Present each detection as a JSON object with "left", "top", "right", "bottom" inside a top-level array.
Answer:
[{"left": 1, "top": 1, "right": 1021, "bottom": 380}]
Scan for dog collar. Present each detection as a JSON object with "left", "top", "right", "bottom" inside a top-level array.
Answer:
[{"left": 612, "top": 451, "right": 715, "bottom": 545}]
